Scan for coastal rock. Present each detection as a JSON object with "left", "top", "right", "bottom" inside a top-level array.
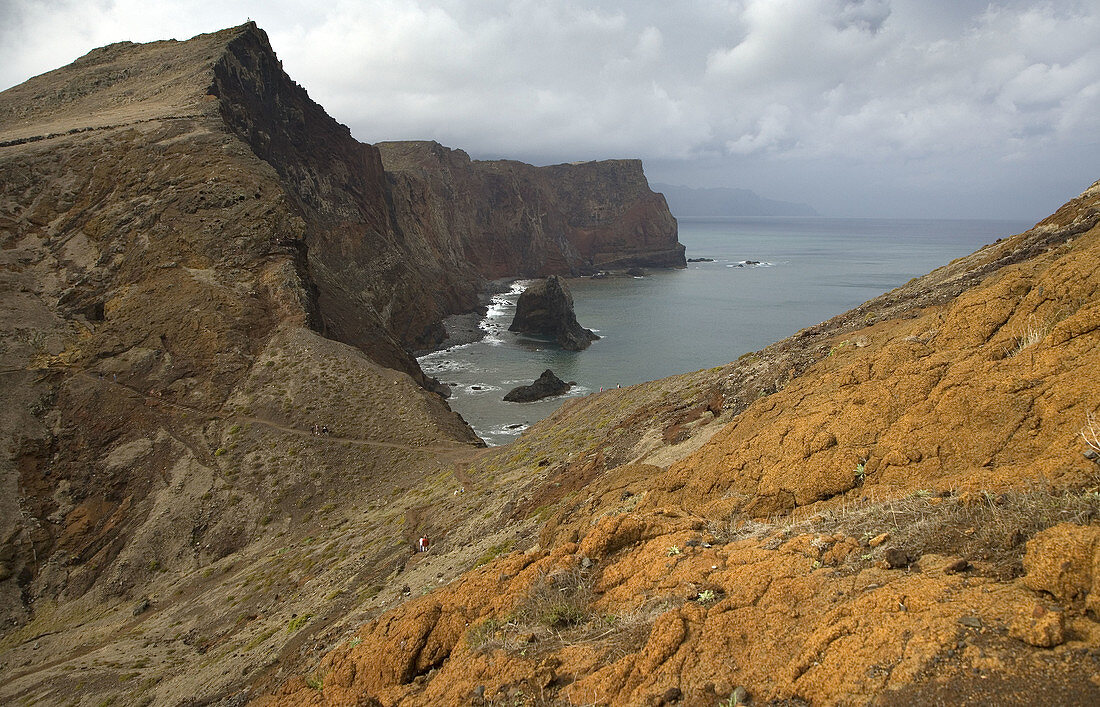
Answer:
[
  {"left": 378, "top": 141, "right": 685, "bottom": 286},
  {"left": 509, "top": 276, "right": 599, "bottom": 351},
  {"left": 503, "top": 370, "right": 572, "bottom": 402}
]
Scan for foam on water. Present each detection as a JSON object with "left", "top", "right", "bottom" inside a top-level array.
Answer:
[{"left": 479, "top": 280, "right": 529, "bottom": 344}]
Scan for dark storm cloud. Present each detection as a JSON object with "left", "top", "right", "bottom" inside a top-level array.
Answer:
[{"left": 3, "top": 1, "right": 1097, "bottom": 218}]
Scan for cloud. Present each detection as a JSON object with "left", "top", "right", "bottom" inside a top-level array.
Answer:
[{"left": 1, "top": 0, "right": 1097, "bottom": 218}]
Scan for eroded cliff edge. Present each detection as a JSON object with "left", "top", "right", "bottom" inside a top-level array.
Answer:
[{"left": 379, "top": 140, "right": 684, "bottom": 284}]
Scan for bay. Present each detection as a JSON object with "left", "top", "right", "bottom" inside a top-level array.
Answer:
[{"left": 418, "top": 217, "right": 1033, "bottom": 445}]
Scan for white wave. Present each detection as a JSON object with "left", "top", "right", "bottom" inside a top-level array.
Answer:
[
  {"left": 726, "top": 260, "right": 775, "bottom": 269},
  {"left": 418, "top": 356, "right": 472, "bottom": 373}
]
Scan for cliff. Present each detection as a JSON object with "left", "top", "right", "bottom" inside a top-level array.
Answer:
[{"left": 379, "top": 141, "right": 683, "bottom": 283}]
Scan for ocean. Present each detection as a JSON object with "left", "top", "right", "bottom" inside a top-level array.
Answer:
[{"left": 418, "top": 217, "right": 1033, "bottom": 445}]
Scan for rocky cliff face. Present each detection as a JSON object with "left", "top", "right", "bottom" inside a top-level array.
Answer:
[{"left": 379, "top": 140, "right": 685, "bottom": 282}]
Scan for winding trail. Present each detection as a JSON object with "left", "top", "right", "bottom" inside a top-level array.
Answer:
[{"left": 69, "top": 367, "right": 487, "bottom": 463}]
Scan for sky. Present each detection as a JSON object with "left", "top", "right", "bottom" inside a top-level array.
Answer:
[{"left": 2, "top": 1, "right": 1098, "bottom": 220}]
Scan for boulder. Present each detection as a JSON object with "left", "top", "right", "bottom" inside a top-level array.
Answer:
[
  {"left": 503, "top": 369, "right": 572, "bottom": 403},
  {"left": 1022, "top": 522, "right": 1100, "bottom": 613},
  {"left": 509, "top": 276, "right": 599, "bottom": 351},
  {"left": 1010, "top": 601, "right": 1066, "bottom": 647}
]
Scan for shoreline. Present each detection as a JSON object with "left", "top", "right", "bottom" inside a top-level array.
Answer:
[{"left": 416, "top": 278, "right": 519, "bottom": 356}]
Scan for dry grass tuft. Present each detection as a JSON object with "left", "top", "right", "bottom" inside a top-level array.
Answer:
[
  {"left": 713, "top": 487, "right": 1100, "bottom": 580},
  {"left": 1009, "top": 315, "right": 1054, "bottom": 357},
  {"left": 1082, "top": 411, "right": 1100, "bottom": 456},
  {"left": 465, "top": 566, "right": 659, "bottom": 662}
]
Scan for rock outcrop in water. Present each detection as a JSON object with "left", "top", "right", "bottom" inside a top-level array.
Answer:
[
  {"left": 503, "top": 369, "right": 572, "bottom": 402},
  {"left": 509, "top": 275, "right": 599, "bottom": 350}
]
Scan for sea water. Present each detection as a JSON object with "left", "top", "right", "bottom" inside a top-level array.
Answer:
[{"left": 418, "top": 217, "right": 1033, "bottom": 445}]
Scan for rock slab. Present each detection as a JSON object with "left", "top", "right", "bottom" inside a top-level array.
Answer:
[{"left": 509, "top": 276, "right": 599, "bottom": 351}]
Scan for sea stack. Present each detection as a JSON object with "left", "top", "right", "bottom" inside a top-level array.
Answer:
[
  {"left": 509, "top": 276, "right": 599, "bottom": 350},
  {"left": 503, "top": 369, "right": 572, "bottom": 402}
]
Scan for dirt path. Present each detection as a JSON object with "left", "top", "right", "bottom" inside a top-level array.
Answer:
[
  {"left": 0, "top": 113, "right": 206, "bottom": 147},
  {"left": 231, "top": 414, "right": 478, "bottom": 457},
  {"left": 70, "top": 367, "right": 486, "bottom": 462}
]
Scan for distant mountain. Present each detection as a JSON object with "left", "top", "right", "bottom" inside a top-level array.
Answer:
[{"left": 653, "top": 182, "right": 819, "bottom": 218}]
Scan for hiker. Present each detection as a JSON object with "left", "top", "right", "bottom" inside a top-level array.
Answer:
[
  {"left": 417, "top": 536, "right": 429, "bottom": 553},
  {"left": 321, "top": 425, "right": 329, "bottom": 436}
]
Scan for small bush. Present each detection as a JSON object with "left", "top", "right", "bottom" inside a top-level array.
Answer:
[
  {"left": 286, "top": 614, "right": 313, "bottom": 633},
  {"left": 515, "top": 567, "right": 594, "bottom": 630}
]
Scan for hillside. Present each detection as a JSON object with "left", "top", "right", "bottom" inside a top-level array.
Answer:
[
  {"left": 0, "top": 24, "right": 682, "bottom": 706},
  {"left": 264, "top": 182, "right": 1100, "bottom": 706}
]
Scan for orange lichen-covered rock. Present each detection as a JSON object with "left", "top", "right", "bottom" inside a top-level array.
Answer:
[
  {"left": 1022, "top": 522, "right": 1100, "bottom": 612},
  {"left": 1010, "top": 601, "right": 1066, "bottom": 647},
  {"left": 262, "top": 505, "right": 1100, "bottom": 706},
  {"left": 260, "top": 184, "right": 1100, "bottom": 706}
]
